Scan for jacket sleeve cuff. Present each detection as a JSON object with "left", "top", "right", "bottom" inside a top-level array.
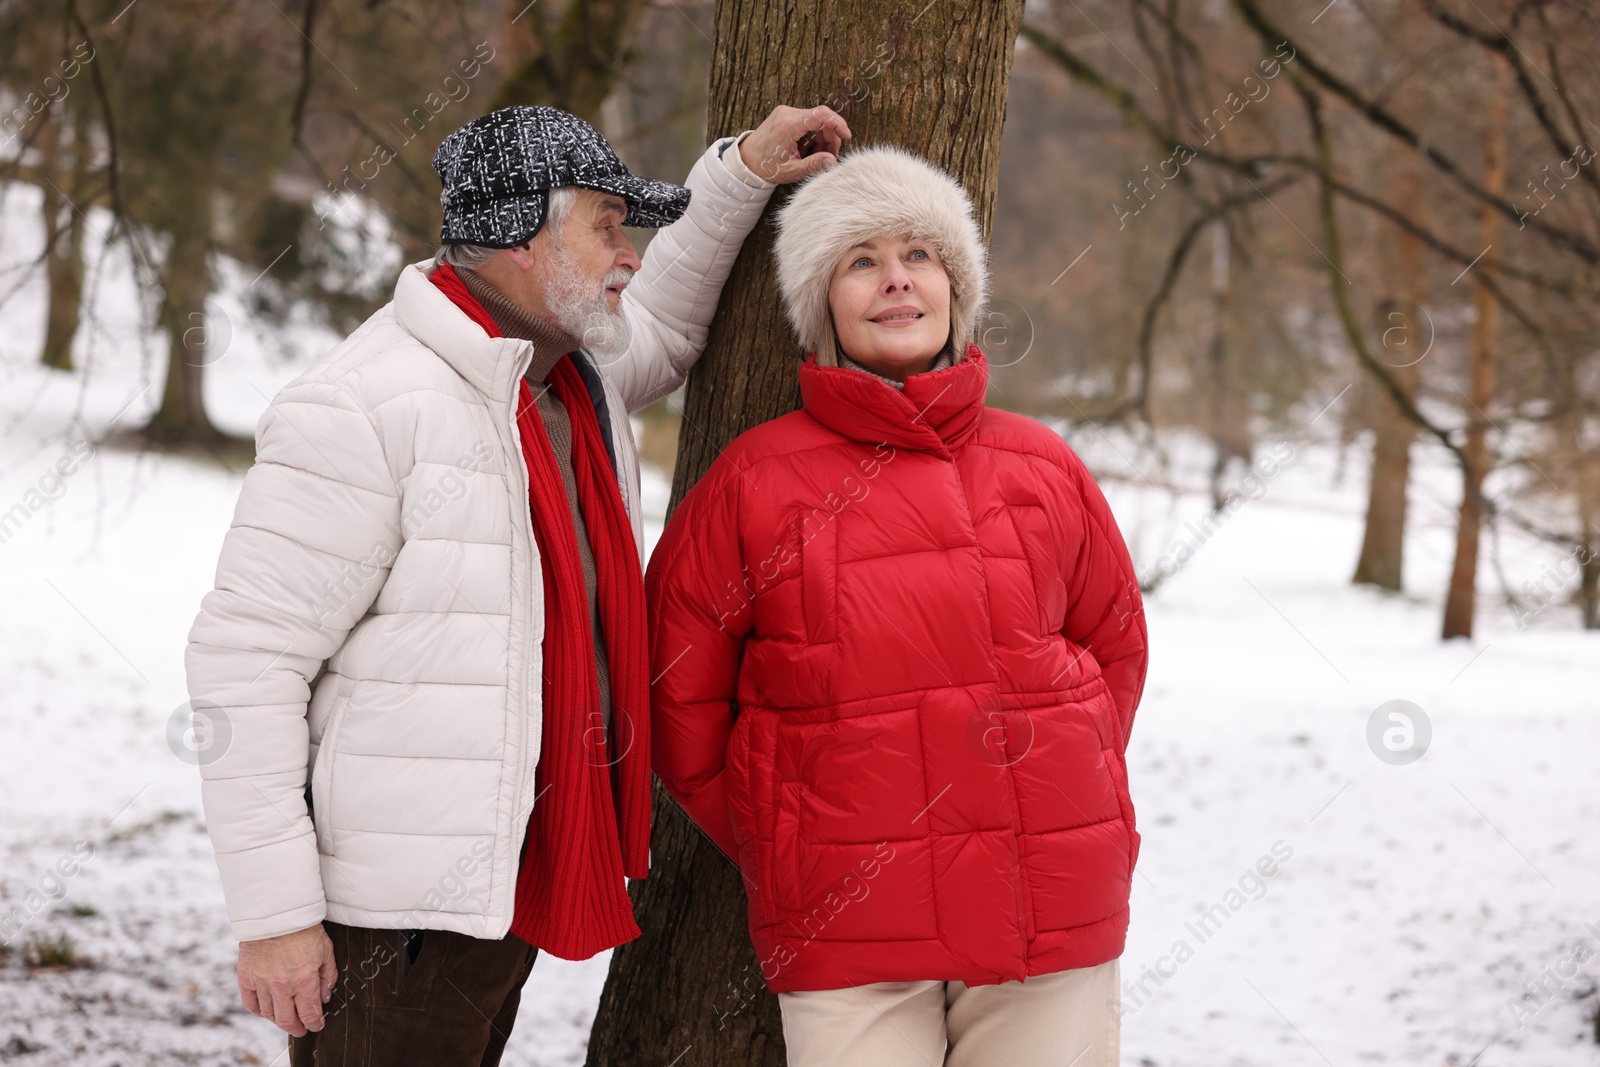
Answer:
[
  {"left": 230, "top": 899, "right": 327, "bottom": 943},
  {"left": 715, "top": 130, "right": 775, "bottom": 191}
]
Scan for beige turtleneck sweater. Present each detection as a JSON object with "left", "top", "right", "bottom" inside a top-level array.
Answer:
[
  {"left": 458, "top": 267, "right": 613, "bottom": 731},
  {"left": 837, "top": 346, "right": 957, "bottom": 390}
]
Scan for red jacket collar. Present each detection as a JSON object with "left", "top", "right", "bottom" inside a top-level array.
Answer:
[{"left": 799, "top": 343, "right": 988, "bottom": 456}]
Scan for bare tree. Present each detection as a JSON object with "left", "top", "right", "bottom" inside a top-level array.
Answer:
[
  {"left": 1351, "top": 155, "right": 1425, "bottom": 591},
  {"left": 491, "top": 0, "right": 648, "bottom": 116},
  {"left": 1442, "top": 52, "right": 1509, "bottom": 638},
  {"left": 584, "top": 1, "right": 1025, "bottom": 1063},
  {"left": 1022, "top": 0, "right": 1600, "bottom": 634}
]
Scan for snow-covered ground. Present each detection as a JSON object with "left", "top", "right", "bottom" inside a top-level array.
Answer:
[{"left": 0, "top": 180, "right": 1595, "bottom": 1066}]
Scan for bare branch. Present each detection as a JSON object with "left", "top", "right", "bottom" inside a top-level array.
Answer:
[{"left": 1229, "top": 0, "right": 1600, "bottom": 263}]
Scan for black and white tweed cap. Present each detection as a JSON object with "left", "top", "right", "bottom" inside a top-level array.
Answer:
[{"left": 433, "top": 105, "right": 692, "bottom": 248}]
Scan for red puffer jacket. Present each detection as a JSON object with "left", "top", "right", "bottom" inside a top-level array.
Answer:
[{"left": 647, "top": 345, "right": 1147, "bottom": 993}]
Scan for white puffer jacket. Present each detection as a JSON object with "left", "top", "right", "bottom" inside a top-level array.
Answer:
[{"left": 186, "top": 137, "right": 773, "bottom": 943}]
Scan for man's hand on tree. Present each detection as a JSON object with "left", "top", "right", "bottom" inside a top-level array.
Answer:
[
  {"left": 237, "top": 922, "right": 339, "bottom": 1037},
  {"left": 739, "top": 104, "right": 853, "bottom": 184}
]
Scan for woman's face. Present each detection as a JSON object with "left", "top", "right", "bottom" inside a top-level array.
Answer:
[{"left": 826, "top": 234, "right": 951, "bottom": 381}]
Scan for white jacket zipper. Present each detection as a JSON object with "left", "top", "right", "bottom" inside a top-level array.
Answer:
[{"left": 505, "top": 346, "right": 539, "bottom": 859}]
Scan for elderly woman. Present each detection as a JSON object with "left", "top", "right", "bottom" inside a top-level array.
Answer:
[{"left": 646, "top": 147, "right": 1148, "bottom": 1067}]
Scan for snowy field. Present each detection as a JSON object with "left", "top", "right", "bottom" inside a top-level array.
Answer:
[{"left": 0, "top": 180, "right": 1595, "bottom": 1066}]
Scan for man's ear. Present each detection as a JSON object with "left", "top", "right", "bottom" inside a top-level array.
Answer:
[{"left": 502, "top": 240, "right": 538, "bottom": 272}]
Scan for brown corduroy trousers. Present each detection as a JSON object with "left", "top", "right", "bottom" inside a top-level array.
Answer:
[{"left": 287, "top": 920, "right": 539, "bottom": 1067}]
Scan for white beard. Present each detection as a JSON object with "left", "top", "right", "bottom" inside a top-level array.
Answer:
[{"left": 544, "top": 242, "right": 633, "bottom": 363}]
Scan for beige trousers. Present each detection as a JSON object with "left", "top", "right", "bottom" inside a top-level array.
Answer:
[{"left": 777, "top": 960, "right": 1120, "bottom": 1067}]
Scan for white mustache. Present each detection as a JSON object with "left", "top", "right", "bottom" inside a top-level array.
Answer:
[{"left": 598, "top": 267, "right": 634, "bottom": 294}]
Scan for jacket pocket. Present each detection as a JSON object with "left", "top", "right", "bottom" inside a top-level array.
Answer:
[
  {"left": 311, "top": 676, "right": 355, "bottom": 857},
  {"left": 725, "top": 709, "right": 753, "bottom": 853},
  {"left": 772, "top": 781, "right": 805, "bottom": 911},
  {"left": 1103, "top": 746, "right": 1140, "bottom": 879},
  {"left": 1008, "top": 504, "right": 1066, "bottom": 635},
  {"left": 797, "top": 511, "right": 838, "bottom": 644}
]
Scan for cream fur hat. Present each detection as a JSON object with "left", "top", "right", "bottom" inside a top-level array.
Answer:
[{"left": 773, "top": 146, "right": 989, "bottom": 357}]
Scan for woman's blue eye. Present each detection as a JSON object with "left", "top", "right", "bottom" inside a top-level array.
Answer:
[
  {"left": 910, "top": 249, "right": 929, "bottom": 260},
  {"left": 853, "top": 257, "right": 871, "bottom": 268}
]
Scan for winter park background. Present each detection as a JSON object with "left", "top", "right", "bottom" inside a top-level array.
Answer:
[
  {"left": 1, "top": 187, "right": 1595, "bottom": 1067},
  {"left": 3, "top": 1, "right": 1600, "bottom": 1065}
]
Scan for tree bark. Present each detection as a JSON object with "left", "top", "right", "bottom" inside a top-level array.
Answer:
[
  {"left": 584, "top": 3, "right": 1023, "bottom": 1064},
  {"left": 36, "top": 103, "right": 90, "bottom": 373},
  {"left": 1205, "top": 214, "right": 1250, "bottom": 510},
  {"left": 1441, "top": 54, "right": 1508, "bottom": 639},
  {"left": 1581, "top": 549, "right": 1600, "bottom": 631},
  {"left": 144, "top": 216, "right": 226, "bottom": 443},
  {"left": 1352, "top": 156, "right": 1425, "bottom": 591},
  {"left": 1559, "top": 408, "right": 1600, "bottom": 630},
  {"left": 491, "top": 0, "right": 649, "bottom": 118}
]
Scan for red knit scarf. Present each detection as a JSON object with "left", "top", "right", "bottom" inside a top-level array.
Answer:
[{"left": 430, "top": 264, "right": 651, "bottom": 960}]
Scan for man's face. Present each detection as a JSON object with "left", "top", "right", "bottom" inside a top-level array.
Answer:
[
  {"left": 478, "top": 189, "right": 640, "bottom": 358},
  {"left": 534, "top": 189, "right": 641, "bottom": 313},
  {"left": 477, "top": 188, "right": 643, "bottom": 357}
]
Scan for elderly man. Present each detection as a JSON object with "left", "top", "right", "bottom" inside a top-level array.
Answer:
[{"left": 184, "top": 102, "right": 849, "bottom": 1065}]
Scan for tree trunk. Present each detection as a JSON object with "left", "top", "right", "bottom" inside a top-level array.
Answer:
[
  {"left": 1555, "top": 407, "right": 1600, "bottom": 630},
  {"left": 1580, "top": 550, "right": 1600, "bottom": 631},
  {"left": 584, "top": 3, "right": 1023, "bottom": 1063},
  {"left": 36, "top": 105, "right": 90, "bottom": 373},
  {"left": 1352, "top": 156, "right": 1425, "bottom": 591},
  {"left": 1205, "top": 214, "right": 1250, "bottom": 510},
  {"left": 144, "top": 218, "right": 226, "bottom": 443},
  {"left": 491, "top": 0, "right": 649, "bottom": 117},
  {"left": 1578, "top": 463, "right": 1600, "bottom": 632},
  {"left": 1441, "top": 54, "right": 1508, "bottom": 639}
]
